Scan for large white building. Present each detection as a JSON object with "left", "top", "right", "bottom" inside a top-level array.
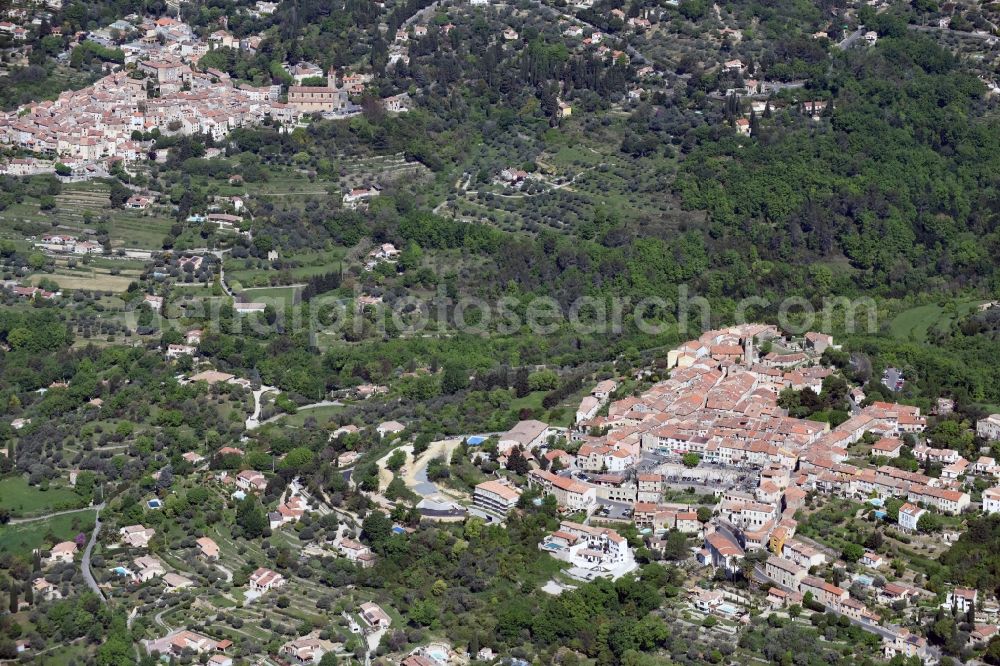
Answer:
[
  {"left": 499, "top": 419, "right": 551, "bottom": 452},
  {"left": 984, "top": 487, "right": 1000, "bottom": 515},
  {"left": 897, "top": 502, "right": 926, "bottom": 532},
  {"left": 576, "top": 396, "right": 600, "bottom": 423},
  {"left": 540, "top": 521, "right": 635, "bottom": 578},
  {"left": 946, "top": 588, "right": 977, "bottom": 613}
]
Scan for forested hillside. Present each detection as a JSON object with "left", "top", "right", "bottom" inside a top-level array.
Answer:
[{"left": 676, "top": 18, "right": 1000, "bottom": 296}]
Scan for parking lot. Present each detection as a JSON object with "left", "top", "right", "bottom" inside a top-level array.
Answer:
[{"left": 594, "top": 499, "right": 633, "bottom": 521}]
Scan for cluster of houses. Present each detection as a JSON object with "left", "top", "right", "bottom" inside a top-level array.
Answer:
[
  {"left": 0, "top": 16, "right": 408, "bottom": 175},
  {"left": 459, "top": 323, "right": 1000, "bottom": 656},
  {"left": 575, "top": 378, "right": 617, "bottom": 423},
  {"left": 141, "top": 629, "right": 234, "bottom": 664},
  {"left": 27, "top": 540, "right": 79, "bottom": 604},
  {"left": 269, "top": 494, "right": 308, "bottom": 530},
  {"left": 34, "top": 233, "right": 102, "bottom": 255},
  {"left": 114, "top": 553, "right": 195, "bottom": 591},
  {"left": 2, "top": 281, "right": 60, "bottom": 300},
  {"left": 0, "top": 59, "right": 286, "bottom": 168},
  {"left": 143, "top": 619, "right": 350, "bottom": 665}
]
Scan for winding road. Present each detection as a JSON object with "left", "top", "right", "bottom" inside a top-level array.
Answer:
[
  {"left": 836, "top": 27, "right": 865, "bottom": 50},
  {"left": 81, "top": 502, "right": 107, "bottom": 604},
  {"left": 153, "top": 604, "right": 175, "bottom": 631}
]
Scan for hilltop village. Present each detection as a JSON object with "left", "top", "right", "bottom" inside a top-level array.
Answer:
[
  {"left": 467, "top": 324, "right": 999, "bottom": 662},
  {"left": 0, "top": 15, "right": 407, "bottom": 176}
]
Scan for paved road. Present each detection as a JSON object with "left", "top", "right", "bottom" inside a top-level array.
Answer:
[
  {"left": 81, "top": 503, "right": 107, "bottom": 604},
  {"left": 836, "top": 27, "right": 865, "bottom": 50},
  {"left": 402, "top": 0, "right": 442, "bottom": 28},
  {"left": 408, "top": 439, "right": 463, "bottom": 498},
  {"left": 153, "top": 604, "right": 175, "bottom": 631},
  {"left": 213, "top": 249, "right": 234, "bottom": 297}
]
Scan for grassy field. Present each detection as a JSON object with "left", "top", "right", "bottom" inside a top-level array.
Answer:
[
  {"left": 234, "top": 286, "right": 298, "bottom": 307},
  {"left": 225, "top": 248, "right": 347, "bottom": 289},
  {"left": 0, "top": 476, "right": 88, "bottom": 517},
  {"left": 0, "top": 510, "right": 96, "bottom": 556},
  {"left": 34, "top": 641, "right": 93, "bottom": 665},
  {"left": 267, "top": 403, "right": 346, "bottom": 428},
  {"left": 505, "top": 388, "right": 584, "bottom": 427},
  {"left": 508, "top": 390, "right": 548, "bottom": 415},
  {"left": 889, "top": 300, "right": 982, "bottom": 342},
  {"left": 28, "top": 257, "right": 142, "bottom": 292}
]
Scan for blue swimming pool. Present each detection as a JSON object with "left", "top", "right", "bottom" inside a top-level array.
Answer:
[
  {"left": 717, "top": 603, "right": 739, "bottom": 616},
  {"left": 426, "top": 649, "right": 448, "bottom": 663}
]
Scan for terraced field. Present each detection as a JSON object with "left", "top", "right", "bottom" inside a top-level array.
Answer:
[
  {"left": 0, "top": 184, "right": 172, "bottom": 250},
  {"left": 53, "top": 185, "right": 176, "bottom": 249}
]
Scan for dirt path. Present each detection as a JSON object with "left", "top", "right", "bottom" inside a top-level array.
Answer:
[
  {"left": 252, "top": 399, "right": 343, "bottom": 429},
  {"left": 9, "top": 505, "right": 95, "bottom": 524}
]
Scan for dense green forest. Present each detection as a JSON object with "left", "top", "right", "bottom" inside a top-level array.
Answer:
[{"left": 675, "top": 19, "right": 1000, "bottom": 296}]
